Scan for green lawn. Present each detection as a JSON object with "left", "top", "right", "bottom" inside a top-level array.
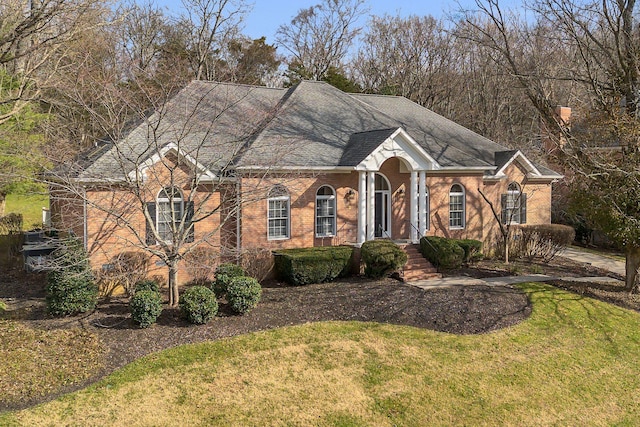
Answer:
[
  {"left": 5, "top": 193, "right": 49, "bottom": 230},
  {"left": 3, "top": 283, "right": 640, "bottom": 426}
]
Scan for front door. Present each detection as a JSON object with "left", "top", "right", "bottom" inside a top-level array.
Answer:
[{"left": 374, "top": 173, "right": 391, "bottom": 238}]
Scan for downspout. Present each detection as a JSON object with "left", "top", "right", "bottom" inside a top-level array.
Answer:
[
  {"left": 83, "top": 186, "right": 88, "bottom": 251},
  {"left": 236, "top": 178, "right": 241, "bottom": 262}
]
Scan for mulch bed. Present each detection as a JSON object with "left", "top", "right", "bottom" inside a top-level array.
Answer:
[{"left": 0, "top": 252, "right": 636, "bottom": 411}]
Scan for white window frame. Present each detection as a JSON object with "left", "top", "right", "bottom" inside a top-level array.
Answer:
[
  {"left": 505, "top": 182, "right": 522, "bottom": 224},
  {"left": 157, "top": 186, "right": 183, "bottom": 243},
  {"left": 449, "top": 184, "right": 465, "bottom": 229},
  {"left": 315, "top": 185, "right": 336, "bottom": 237},
  {"left": 267, "top": 185, "right": 290, "bottom": 240}
]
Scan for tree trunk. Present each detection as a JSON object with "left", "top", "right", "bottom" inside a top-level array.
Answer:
[
  {"left": 503, "top": 231, "right": 510, "bottom": 264},
  {"left": 0, "top": 192, "right": 6, "bottom": 217},
  {"left": 625, "top": 247, "right": 640, "bottom": 292},
  {"left": 168, "top": 259, "right": 179, "bottom": 307}
]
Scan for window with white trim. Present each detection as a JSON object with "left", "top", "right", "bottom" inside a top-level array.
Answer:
[
  {"left": 268, "top": 185, "right": 290, "bottom": 240},
  {"left": 502, "top": 182, "right": 527, "bottom": 224},
  {"left": 157, "top": 186, "right": 183, "bottom": 242},
  {"left": 449, "top": 184, "right": 465, "bottom": 229},
  {"left": 145, "top": 187, "right": 194, "bottom": 245},
  {"left": 316, "top": 185, "right": 336, "bottom": 237}
]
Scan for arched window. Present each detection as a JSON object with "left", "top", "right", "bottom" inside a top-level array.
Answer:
[
  {"left": 449, "top": 184, "right": 465, "bottom": 229},
  {"left": 157, "top": 186, "right": 183, "bottom": 242},
  {"left": 502, "top": 182, "right": 527, "bottom": 224},
  {"left": 316, "top": 185, "right": 336, "bottom": 237},
  {"left": 267, "top": 185, "right": 290, "bottom": 240}
]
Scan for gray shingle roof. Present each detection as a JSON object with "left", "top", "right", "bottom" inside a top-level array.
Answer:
[{"left": 69, "top": 80, "right": 561, "bottom": 180}]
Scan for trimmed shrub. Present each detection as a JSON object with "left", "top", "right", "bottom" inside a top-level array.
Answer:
[
  {"left": 134, "top": 279, "right": 160, "bottom": 294},
  {"left": 455, "top": 239, "right": 483, "bottom": 263},
  {"left": 46, "top": 238, "right": 98, "bottom": 316},
  {"left": 420, "top": 236, "right": 465, "bottom": 270},
  {"left": 274, "top": 246, "right": 353, "bottom": 286},
  {"left": 180, "top": 286, "right": 218, "bottom": 324},
  {"left": 227, "top": 276, "right": 262, "bottom": 314},
  {"left": 360, "top": 240, "right": 408, "bottom": 279},
  {"left": 213, "top": 263, "right": 246, "bottom": 297},
  {"left": 519, "top": 224, "right": 576, "bottom": 261},
  {"left": 130, "top": 290, "right": 162, "bottom": 328}
]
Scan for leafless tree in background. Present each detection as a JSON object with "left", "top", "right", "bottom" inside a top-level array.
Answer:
[{"left": 276, "top": 0, "right": 368, "bottom": 81}]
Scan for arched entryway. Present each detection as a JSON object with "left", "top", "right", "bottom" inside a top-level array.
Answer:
[{"left": 374, "top": 173, "right": 391, "bottom": 238}]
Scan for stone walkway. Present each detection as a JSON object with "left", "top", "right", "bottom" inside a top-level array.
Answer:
[{"left": 408, "top": 246, "right": 625, "bottom": 290}]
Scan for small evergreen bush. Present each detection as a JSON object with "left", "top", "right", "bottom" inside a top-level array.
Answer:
[
  {"left": 213, "top": 263, "right": 246, "bottom": 297},
  {"left": 274, "top": 246, "right": 353, "bottom": 286},
  {"left": 419, "top": 236, "right": 465, "bottom": 270},
  {"left": 46, "top": 238, "right": 98, "bottom": 316},
  {"left": 130, "top": 290, "right": 162, "bottom": 328},
  {"left": 455, "top": 239, "right": 483, "bottom": 263},
  {"left": 134, "top": 278, "right": 160, "bottom": 294},
  {"left": 227, "top": 276, "right": 262, "bottom": 314},
  {"left": 360, "top": 240, "right": 408, "bottom": 279},
  {"left": 180, "top": 286, "right": 218, "bottom": 324}
]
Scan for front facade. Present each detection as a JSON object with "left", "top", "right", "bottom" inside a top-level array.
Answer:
[{"left": 51, "top": 80, "right": 561, "bottom": 283}]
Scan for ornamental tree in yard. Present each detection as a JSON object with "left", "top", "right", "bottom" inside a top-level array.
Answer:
[{"left": 464, "top": 0, "right": 640, "bottom": 291}]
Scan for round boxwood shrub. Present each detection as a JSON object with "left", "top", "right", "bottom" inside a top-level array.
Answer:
[
  {"left": 134, "top": 278, "right": 160, "bottom": 294},
  {"left": 226, "top": 276, "right": 262, "bottom": 314},
  {"left": 213, "top": 263, "right": 246, "bottom": 297},
  {"left": 180, "top": 286, "right": 218, "bottom": 324},
  {"left": 46, "top": 238, "right": 98, "bottom": 316},
  {"left": 360, "top": 240, "right": 408, "bottom": 279},
  {"left": 130, "top": 290, "right": 162, "bottom": 328},
  {"left": 419, "top": 236, "right": 465, "bottom": 270}
]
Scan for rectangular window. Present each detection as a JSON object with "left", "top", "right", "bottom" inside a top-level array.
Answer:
[
  {"left": 268, "top": 198, "right": 289, "bottom": 240},
  {"left": 449, "top": 194, "right": 464, "bottom": 229},
  {"left": 157, "top": 201, "right": 182, "bottom": 242},
  {"left": 506, "top": 193, "right": 520, "bottom": 224},
  {"left": 316, "top": 197, "right": 336, "bottom": 237}
]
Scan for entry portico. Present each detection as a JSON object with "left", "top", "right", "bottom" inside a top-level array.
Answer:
[{"left": 355, "top": 127, "right": 439, "bottom": 245}]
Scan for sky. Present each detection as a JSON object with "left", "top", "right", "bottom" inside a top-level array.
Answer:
[{"left": 159, "top": 0, "right": 482, "bottom": 42}]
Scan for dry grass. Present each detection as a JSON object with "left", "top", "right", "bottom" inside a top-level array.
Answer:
[
  {"left": 4, "top": 283, "right": 640, "bottom": 426},
  {"left": 0, "top": 320, "right": 105, "bottom": 408}
]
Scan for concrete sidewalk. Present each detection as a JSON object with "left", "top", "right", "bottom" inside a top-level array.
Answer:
[
  {"left": 408, "top": 246, "right": 626, "bottom": 290},
  {"left": 408, "top": 274, "right": 623, "bottom": 290},
  {"left": 561, "top": 247, "right": 625, "bottom": 276}
]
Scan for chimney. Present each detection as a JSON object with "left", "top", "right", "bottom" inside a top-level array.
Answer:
[{"left": 543, "top": 106, "right": 571, "bottom": 155}]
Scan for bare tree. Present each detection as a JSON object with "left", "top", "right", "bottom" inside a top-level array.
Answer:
[
  {"left": 276, "top": 0, "right": 368, "bottom": 81},
  {"left": 47, "top": 75, "right": 295, "bottom": 307},
  {"left": 465, "top": 0, "right": 640, "bottom": 290},
  {"left": 354, "top": 15, "right": 454, "bottom": 108},
  {"left": 178, "top": 0, "right": 249, "bottom": 81},
  {"left": 0, "top": 0, "right": 107, "bottom": 124}
]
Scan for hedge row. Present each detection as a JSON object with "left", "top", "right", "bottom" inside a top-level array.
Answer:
[{"left": 274, "top": 246, "right": 353, "bottom": 286}]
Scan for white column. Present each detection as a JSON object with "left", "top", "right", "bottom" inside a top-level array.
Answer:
[
  {"left": 367, "top": 171, "right": 375, "bottom": 240},
  {"left": 419, "top": 170, "right": 427, "bottom": 237},
  {"left": 410, "top": 171, "right": 418, "bottom": 242},
  {"left": 357, "top": 171, "right": 366, "bottom": 245}
]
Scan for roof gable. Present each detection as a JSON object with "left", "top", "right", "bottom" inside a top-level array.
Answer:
[{"left": 353, "top": 128, "right": 440, "bottom": 171}]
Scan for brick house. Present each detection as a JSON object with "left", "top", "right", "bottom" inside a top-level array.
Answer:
[{"left": 50, "top": 80, "right": 562, "bottom": 283}]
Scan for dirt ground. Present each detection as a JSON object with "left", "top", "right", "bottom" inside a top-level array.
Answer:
[{"left": 0, "top": 252, "right": 635, "bottom": 411}]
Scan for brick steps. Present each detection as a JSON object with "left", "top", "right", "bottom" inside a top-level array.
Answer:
[{"left": 400, "top": 244, "right": 442, "bottom": 281}]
